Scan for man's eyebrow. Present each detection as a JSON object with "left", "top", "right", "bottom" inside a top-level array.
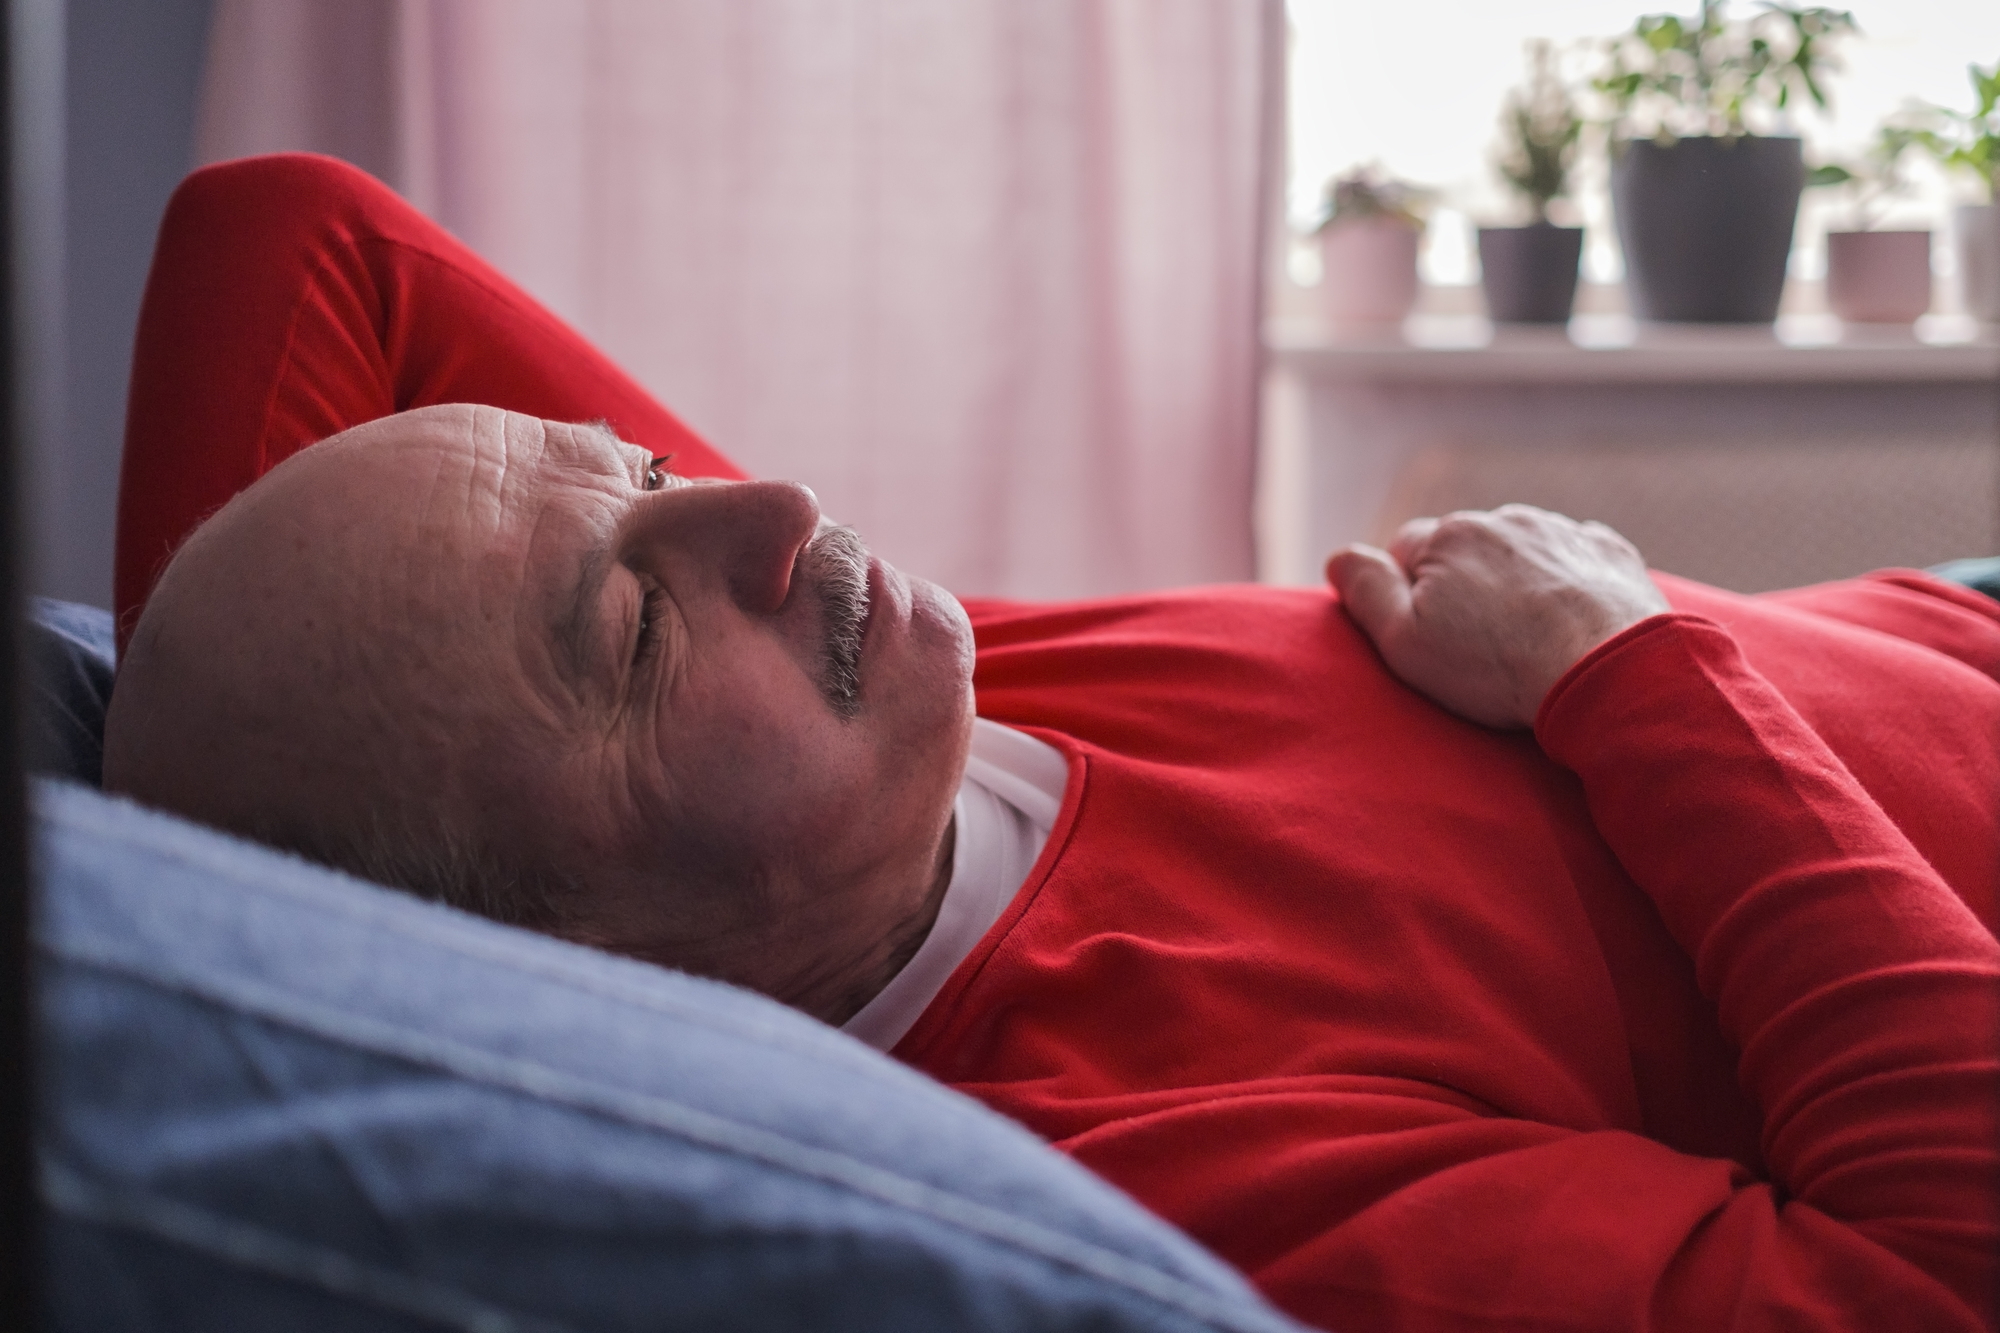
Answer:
[
  {"left": 575, "top": 419, "right": 635, "bottom": 465},
  {"left": 554, "top": 534, "right": 618, "bottom": 695}
]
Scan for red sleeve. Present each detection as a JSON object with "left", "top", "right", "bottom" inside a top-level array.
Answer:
[
  {"left": 1531, "top": 614, "right": 2000, "bottom": 1328},
  {"left": 116, "top": 154, "right": 742, "bottom": 649}
]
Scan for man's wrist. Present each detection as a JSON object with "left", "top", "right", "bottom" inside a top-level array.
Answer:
[{"left": 1532, "top": 612, "right": 1697, "bottom": 742}]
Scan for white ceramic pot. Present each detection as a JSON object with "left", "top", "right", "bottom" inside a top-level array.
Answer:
[
  {"left": 1824, "top": 230, "right": 1931, "bottom": 324},
  {"left": 1957, "top": 203, "right": 2000, "bottom": 324},
  {"left": 1318, "top": 218, "right": 1421, "bottom": 332}
]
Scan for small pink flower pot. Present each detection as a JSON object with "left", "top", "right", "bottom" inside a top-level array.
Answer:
[
  {"left": 1825, "top": 230, "right": 1931, "bottom": 325},
  {"left": 1318, "top": 218, "right": 1421, "bottom": 331}
]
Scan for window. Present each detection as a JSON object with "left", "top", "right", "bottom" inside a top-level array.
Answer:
[{"left": 1285, "top": 0, "right": 2000, "bottom": 288}]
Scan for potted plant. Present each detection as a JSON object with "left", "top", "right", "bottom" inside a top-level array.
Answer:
[
  {"left": 1595, "top": 0, "right": 1858, "bottom": 323},
  {"left": 1909, "top": 60, "right": 1999, "bottom": 324},
  {"left": 1810, "top": 124, "right": 1932, "bottom": 324},
  {"left": 1480, "top": 40, "right": 1585, "bottom": 324},
  {"left": 1314, "top": 166, "right": 1431, "bottom": 332}
]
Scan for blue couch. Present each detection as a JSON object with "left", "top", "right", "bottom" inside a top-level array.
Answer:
[{"left": 28, "top": 601, "right": 1304, "bottom": 1332}]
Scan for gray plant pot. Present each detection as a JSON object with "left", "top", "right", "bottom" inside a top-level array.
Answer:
[
  {"left": 1478, "top": 224, "right": 1583, "bottom": 323},
  {"left": 1611, "top": 135, "right": 1804, "bottom": 323}
]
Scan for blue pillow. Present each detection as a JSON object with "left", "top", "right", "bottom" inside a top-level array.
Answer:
[
  {"left": 24, "top": 599, "right": 116, "bottom": 786},
  {"left": 36, "top": 780, "right": 1303, "bottom": 1333}
]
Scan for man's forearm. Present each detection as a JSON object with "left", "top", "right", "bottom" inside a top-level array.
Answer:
[{"left": 1539, "top": 612, "right": 2000, "bottom": 1325}]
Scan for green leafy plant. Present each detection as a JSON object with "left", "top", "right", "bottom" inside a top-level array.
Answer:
[
  {"left": 1906, "top": 60, "right": 1999, "bottom": 202},
  {"left": 1315, "top": 165, "right": 1431, "bottom": 232},
  {"left": 1594, "top": 0, "right": 1859, "bottom": 142},
  {"left": 1494, "top": 40, "right": 1583, "bottom": 223},
  {"left": 1805, "top": 122, "right": 1927, "bottom": 229}
]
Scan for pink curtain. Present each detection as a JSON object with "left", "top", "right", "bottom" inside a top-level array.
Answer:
[{"left": 197, "top": 0, "right": 1276, "bottom": 599}]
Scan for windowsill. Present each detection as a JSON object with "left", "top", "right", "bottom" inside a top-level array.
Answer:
[
  {"left": 1267, "top": 313, "right": 1999, "bottom": 385},
  {"left": 1266, "top": 278, "right": 1999, "bottom": 384}
]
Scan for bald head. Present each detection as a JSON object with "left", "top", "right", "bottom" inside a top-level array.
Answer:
[{"left": 106, "top": 405, "right": 563, "bottom": 920}]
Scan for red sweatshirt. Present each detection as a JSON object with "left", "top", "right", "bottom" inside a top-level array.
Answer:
[{"left": 910, "top": 572, "right": 2000, "bottom": 1332}]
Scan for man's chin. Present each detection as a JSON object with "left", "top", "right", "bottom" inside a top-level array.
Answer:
[
  {"left": 860, "top": 571, "right": 974, "bottom": 752},
  {"left": 909, "top": 576, "right": 977, "bottom": 677}
]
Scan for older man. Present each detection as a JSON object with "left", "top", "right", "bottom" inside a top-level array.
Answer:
[{"left": 105, "top": 155, "right": 1999, "bottom": 1333}]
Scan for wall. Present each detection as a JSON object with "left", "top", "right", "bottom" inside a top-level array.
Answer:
[
  {"left": 1260, "top": 336, "right": 2000, "bottom": 594},
  {"left": 31, "top": 0, "right": 212, "bottom": 609}
]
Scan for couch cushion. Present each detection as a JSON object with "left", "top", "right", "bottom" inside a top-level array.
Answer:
[
  {"left": 24, "top": 600, "right": 116, "bottom": 786},
  {"left": 35, "top": 780, "right": 1302, "bottom": 1333},
  {"left": 1930, "top": 557, "right": 2000, "bottom": 602}
]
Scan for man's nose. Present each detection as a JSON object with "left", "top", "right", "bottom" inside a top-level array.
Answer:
[{"left": 639, "top": 479, "right": 823, "bottom": 614}]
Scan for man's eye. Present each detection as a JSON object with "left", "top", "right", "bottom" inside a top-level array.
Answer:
[
  {"left": 635, "top": 585, "right": 669, "bottom": 664},
  {"left": 644, "top": 454, "right": 675, "bottom": 490}
]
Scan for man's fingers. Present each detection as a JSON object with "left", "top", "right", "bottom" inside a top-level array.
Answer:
[
  {"left": 1326, "top": 544, "right": 1413, "bottom": 647},
  {"left": 1387, "top": 517, "right": 1439, "bottom": 567}
]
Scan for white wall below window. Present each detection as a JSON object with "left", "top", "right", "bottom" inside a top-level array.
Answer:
[{"left": 1258, "top": 329, "right": 2000, "bottom": 592}]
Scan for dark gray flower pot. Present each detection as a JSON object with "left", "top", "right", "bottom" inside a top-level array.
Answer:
[
  {"left": 1611, "top": 135, "right": 1803, "bottom": 323},
  {"left": 1478, "top": 224, "right": 1583, "bottom": 323}
]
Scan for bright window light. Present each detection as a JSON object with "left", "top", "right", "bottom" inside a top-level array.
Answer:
[{"left": 1286, "top": 0, "right": 2000, "bottom": 285}]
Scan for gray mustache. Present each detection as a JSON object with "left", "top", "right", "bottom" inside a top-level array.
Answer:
[{"left": 801, "top": 522, "right": 868, "bottom": 719}]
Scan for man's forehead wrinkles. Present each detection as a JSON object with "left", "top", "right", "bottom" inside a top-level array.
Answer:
[
  {"left": 401, "top": 422, "right": 493, "bottom": 553},
  {"left": 437, "top": 410, "right": 631, "bottom": 715},
  {"left": 552, "top": 418, "right": 643, "bottom": 483},
  {"left": 491, "top": 407, "right": 542, "bottom": 500},
  {"left": 481, "top": 411, "right": 596, "bottom": 538}
]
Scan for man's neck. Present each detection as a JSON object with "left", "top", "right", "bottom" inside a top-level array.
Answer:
[{"left": 798, "top": 815, "right": 957, "bottom": 1027}]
